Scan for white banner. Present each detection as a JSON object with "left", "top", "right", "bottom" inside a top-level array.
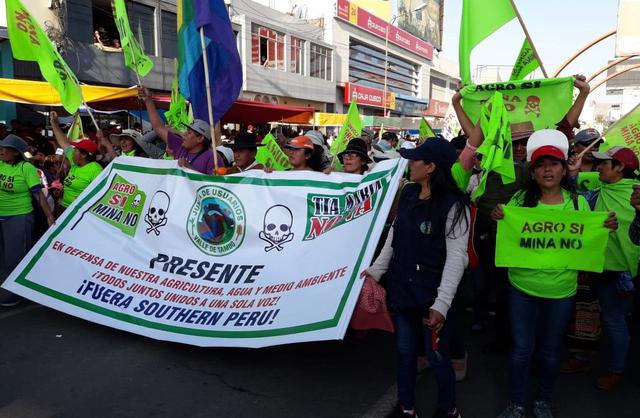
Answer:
[{"left": 3, "top": 157, "right": 404, "bottom": 348}]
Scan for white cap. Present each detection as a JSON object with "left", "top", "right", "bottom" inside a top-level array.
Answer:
[{"left": 526, "top": 129, "right": 569, "bottom": 162}]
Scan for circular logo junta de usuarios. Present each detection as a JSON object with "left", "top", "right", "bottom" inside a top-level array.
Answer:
[{"left": 187, "top": 185, "right": 246, "bottom": 256}]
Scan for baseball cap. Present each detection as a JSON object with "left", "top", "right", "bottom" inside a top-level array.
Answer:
[
  {"left": 526, "top": 129, "right": 569, "bottom": 163},
  {"left": 0, "top": 134, "right": 28, "bottom": 154},
  {"left": 592, "top": 146, "right": 639, "bottom": 170},
  {"left": 284, "top": 135, "right": 314, "bottom": 150},
  {"left": 398, "top": 137, "right": 458, "bottom": 169},
  {"left": 110, "top": 129, "right": 143, "bottom": 147},
  {"left": 182, "top": 119, "right": 211, "bottom": 141},
  {"left": 574, "top": 128, "right": 602, "bottom": 145},
  {"left": 72, "top": 139, "right": 98, "bottom": 155}
]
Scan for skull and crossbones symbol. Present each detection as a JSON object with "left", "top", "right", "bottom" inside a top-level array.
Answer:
[
  {"left": 145, "top": 191, "right": 170, "bottom": 236},
  {"left": 524, "top": 95, "right": 541, "bottom": 117},
  {"left": 258, "top": 205, "right": 294, "bottom": 252},
  {"left": 131, "top": 194, "right": 142, "bottom": 208}
]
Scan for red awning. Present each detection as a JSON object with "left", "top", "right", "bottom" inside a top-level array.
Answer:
[{"left": 222, "top": 100, "right": 315, "bottom": 124}]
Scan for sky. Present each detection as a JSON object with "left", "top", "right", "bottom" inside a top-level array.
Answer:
[{"left": 440, "top": 0, "right": 619, "bottom": 96}]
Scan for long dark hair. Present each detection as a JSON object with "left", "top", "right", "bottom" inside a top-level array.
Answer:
[
  {"left": 521, "top": 158, "right": 574, "bottom": 208},
  {"left": 306, "top": 146, "right": 324, "bottom": 172},
  {"left": 425, "top": 161, "right": 469, "bottom": 237}
]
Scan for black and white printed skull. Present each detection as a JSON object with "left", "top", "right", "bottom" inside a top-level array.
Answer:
[
  {"left": 148, "top": 191, "right": 170, "bottom": 225},
  {"left": 263, "top": 205, "right": 293, "bottom": 243}
]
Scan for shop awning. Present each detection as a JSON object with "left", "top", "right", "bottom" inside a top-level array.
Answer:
[
  {"left": 222, "top": 100, "right": 315, "bottom": 124},
  {"left": 0, "top": 78, "right": 138, "bottom": 108}
]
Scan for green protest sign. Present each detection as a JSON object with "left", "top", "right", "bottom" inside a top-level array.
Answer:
[
  {"left": 496, "top": 206, "right": 609, "bottom": 272},
  {"left": 510, "top": 38, "right": 539, "bottom": 81},
  {"left": 601, "top": 102, "right": 640, "bottom": 156},
  {"left": 112, "top": 0, "right": 154, "bottom": 77},
  {"left": 461, "top": 77, "right": 574, "bottom": 131},
  {"left": 419, "top": 118, "right": 435, "bottom": 142},
  {"left": 330, "top": 101, "right": 362, "bottom": 156},
  {"left": 6, "top": 0, "right": 82, "bottom": 113},
  {"left": 472, "top": 92, "right": 515, "bottom": 199},
  {"left": 88, "top": 174, "right": 146, "bottom": 237},
  {"left": 576, "top": 171, "right": 601, "bottom": 193},
  {"left": 256, "top": 133, "right": 292, "bottom": 171}
]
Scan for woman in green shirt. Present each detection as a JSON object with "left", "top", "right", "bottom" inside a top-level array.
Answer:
[
  {"left": 0, "top": 135, "right": 55, "bottom": 307},
  {"left": 492, "top": 130, "right": 616, "bottom": 418},
  {"left": 50, "top": 112, "right": 103, "bottom": 211}
]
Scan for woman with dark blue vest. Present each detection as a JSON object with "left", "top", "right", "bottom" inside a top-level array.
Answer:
[{"left": 364, "top": 138, "right": 469, "bottom": 418}]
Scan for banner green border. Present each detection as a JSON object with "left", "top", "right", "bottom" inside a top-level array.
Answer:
[{"left": 14, "top": 162, "right": 399, "bottom": 339}]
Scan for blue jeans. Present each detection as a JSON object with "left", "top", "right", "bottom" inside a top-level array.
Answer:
[
  {"left": 508, "top": 285, "right": 575, "bottom": 406},
  {"left": 595, "top": 272, "right": 630, "bottom": 373},
  {"left": 394, "top": 308, "right": 456, "bottom": 411}
]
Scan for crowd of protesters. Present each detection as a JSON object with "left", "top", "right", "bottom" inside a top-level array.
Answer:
[{"left": 0, "top": 77, "right": 638, "bottom": 418}]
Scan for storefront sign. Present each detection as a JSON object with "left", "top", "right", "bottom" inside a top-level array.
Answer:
[
  {"left": 336, "top": 0, "right": 434, "bottom": 61},
  {"left": 344, "top": 82, "right": 396, "bottom": 110},
  {"left": 424, "top": 99, "right": 448, "bottom": 118}
]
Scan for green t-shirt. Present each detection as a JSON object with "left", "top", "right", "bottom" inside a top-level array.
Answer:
[
  {"left": 62, "top": 150, "right": 103, "bottom": 207},
  {"left": 507, "top": 189, "right": 590, "bottom": 299},
  {"left": 0, "top": 161, "right": 41, "bottom": 216},
  {"left": 122, "top": 150, "right": 136, "bottom": 157}
]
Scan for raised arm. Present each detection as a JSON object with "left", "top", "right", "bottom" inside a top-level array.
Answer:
[
  {"left": 139, "top": 88, "right": 169, "bottom": 143},
  {"left": 452, "top": 89, "right": 475, "bottom": 137},
  {"left": 49, "top": 111, "right": 71, "bottom": 149},
  {"left": 564, "top": 75, "right": 590, "bottom": 128}
]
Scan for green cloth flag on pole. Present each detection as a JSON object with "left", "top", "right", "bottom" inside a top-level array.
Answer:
[
  {"left": 164, "top": 60, "right": 190, "bottom": 130},
  {"left": 67, "top": 113, "right": 84, "bottom": 141},
  {"left": 459, "top": 0, "right": 516, "bottom": 85},
  {"left": 256, "top": 133, "right": 293, "bottom": 171},
  {"left": 601, "top": 103, "right": 640, "bottom": 156},
  {"left": 419, "top": 118, "right": 435, "bottom": 143},
  {"left": 510, "top": 38, "right": 539, "bottom": 81},
  {"left": 496, "top": 206, "right": 610, "bottom": 271},
  {"left": 112, "top": 0, "right": 153, "bottom": 77},
  {"left": 472, "top": 92, "right": 515, "bottom": 200},
  {"left": 461, "top": 77, "right": 574, "bottom": 131},
  {"left": 330, "top": 101, "right": 363, "bottom": 157},
  {"left": 5, "top": 0, "right": 82, "bottom": 113}
]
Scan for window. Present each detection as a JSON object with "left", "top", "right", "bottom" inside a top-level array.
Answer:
[
  {"left": 130, "top": 2, "right": 156, "bottom": 55},
  {"left": 251, "top": 24, "right": 285, "bottom": 71},
  {"left": 161, "top": 11, "right": 177, "bottom": 59},
  {"left": 310, "top": 44, "right": 332, "bottom": 81},
  {"left": 290, "top": 36, "right": 305, "bottom": 75}
]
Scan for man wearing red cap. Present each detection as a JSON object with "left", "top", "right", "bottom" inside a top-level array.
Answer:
[
  {"left": 50, "top": 112, "right": 103, "bottom": 212},
  {"left": 569, "top": 145, "right": 640, "bottom": 390}
]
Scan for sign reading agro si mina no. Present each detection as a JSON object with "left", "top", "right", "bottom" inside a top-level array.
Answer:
[{"left": 3, "top": 157, "right": 405, "bottom": 348}]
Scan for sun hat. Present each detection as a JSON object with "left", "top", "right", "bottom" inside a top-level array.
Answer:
[
  {"left": 228, "top": 132, "right": 263, "bottom": 150},
  {"left": 110, "top": 129, "right": 143, "bottom": 148},
  {"left": 0, "top": 134, "right": 29, "bottom": 153},
  {"left": 337, "top": 138, "right": 371, "bottom": 164}
]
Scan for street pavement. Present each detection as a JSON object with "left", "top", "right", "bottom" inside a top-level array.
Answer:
[{"left": 0, "top": 302, "right": 638, "bottom": 418}]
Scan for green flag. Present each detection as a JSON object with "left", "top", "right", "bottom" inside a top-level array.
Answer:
[
  {"left": 89, "top": 174, "right": 147, "bottom": 237},
  {"left": 496, "top": 206, "right": 610, "bottom": 271},
  {"left": 509, "top": 38, "right": 539, "bottom": 81},
  {"left": 419, "top": 118, "right": 435, "bottom": 143},
  {"left": 330, "top": 101, "right": 362, "bottom": 157},
  {"left": 164, "top": 60, "right": 190, "bottom": 130},
  {"left": 112, "top": 0, "right": 153, "bottom": 77},
  {"left": 255, "top": 133, "right": 293, "bottom": 171},
  {"left": 601, "top": 103, "right": 640, "bottom": 156},
  {"left": 472, "top": 92, "right": 515, "bottom": 200},
  {"left": 461, "top": 77, "right": 574, "bottom": 131},
  {"left": 67, "top": 113, "right": 84, "bottom": 141},
  {"left": 459, "top": 0, "right": 516, "bottom": 85},
  {"left": 6, "top": 0, "right": 82, "bottom": 113}
]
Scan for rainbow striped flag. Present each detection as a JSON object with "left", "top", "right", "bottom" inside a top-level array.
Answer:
[{"left": 177, "top": 0, "right": 242, "bottom": 122}]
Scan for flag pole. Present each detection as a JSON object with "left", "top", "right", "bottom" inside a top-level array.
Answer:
[
  {"left": 199, "top": 26, "right": 219, "bottom": 172},
  {"left": 508, "top": 0, "right": 547, "bottom": 78}
]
